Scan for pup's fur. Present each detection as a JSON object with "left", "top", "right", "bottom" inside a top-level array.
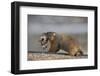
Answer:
[{"left": 39, "top": 32, "right": 83, "bottom": 56}]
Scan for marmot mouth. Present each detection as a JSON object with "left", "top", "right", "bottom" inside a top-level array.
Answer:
[
  {"left": 42, "top": 43, "right": 48, "bottom": 49},
  {"left": 40, "top": 40, "right": 51, "bottom": 50}
]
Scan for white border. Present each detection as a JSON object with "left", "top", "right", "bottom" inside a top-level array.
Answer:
[{"left": 20, "top": 6, "right": 94, "bottom": 70}]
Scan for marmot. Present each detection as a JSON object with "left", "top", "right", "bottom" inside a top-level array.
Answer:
[{"left": 39, "top": 32, "right": 83, "bottom": 56}]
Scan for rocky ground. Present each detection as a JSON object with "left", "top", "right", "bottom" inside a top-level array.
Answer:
[{"left": 28, "top": 52, "right": 88, "bottom": 61}]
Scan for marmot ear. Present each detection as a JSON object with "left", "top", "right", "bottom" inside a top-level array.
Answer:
[
  {"left": 53, "top": 33, "right": 56, "bottom": 36},
  {"left": 51, "top": 33, "right": 56, "bottom": 40}
]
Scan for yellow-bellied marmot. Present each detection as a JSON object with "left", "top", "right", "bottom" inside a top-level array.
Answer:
[{"left": 39, "top": 32, "right": 83, "bottom": 56}]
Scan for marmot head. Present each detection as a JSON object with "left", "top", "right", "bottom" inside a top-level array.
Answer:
[{"left": 39, "top": 32, "right": 56, "bottom": 49}]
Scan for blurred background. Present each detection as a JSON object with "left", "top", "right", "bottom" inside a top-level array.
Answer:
[{"left": 28, "top": 15, "right": 88, "bottom": 60}]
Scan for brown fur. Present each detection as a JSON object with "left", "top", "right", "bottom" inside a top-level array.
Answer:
[{"left": 40, "top": 32, "right": 83, "bottom": 56}]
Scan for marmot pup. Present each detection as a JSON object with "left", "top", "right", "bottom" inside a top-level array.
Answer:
[{"left": 39, "top": 32, "right": 83, "bottom": 56}]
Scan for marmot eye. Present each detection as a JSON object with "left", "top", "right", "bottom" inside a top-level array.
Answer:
[{"left": 41, "top": 38, "right": 44, "bottom": 41}]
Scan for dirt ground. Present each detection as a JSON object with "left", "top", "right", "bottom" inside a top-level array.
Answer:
[{"left": 28, "top": 52, "right": 88, "bottom": 61}]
